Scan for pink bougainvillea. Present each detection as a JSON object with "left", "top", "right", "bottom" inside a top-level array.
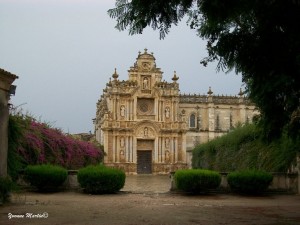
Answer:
[{"left": 19, "top": 120, "right": 103, "bottom": 169}]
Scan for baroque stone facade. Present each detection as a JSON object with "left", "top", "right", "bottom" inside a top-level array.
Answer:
[{"left": 94, "top": 49, "right": 258, "bottom": 174}]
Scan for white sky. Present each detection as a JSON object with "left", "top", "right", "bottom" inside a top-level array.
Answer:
[{"left": 0, "top": 0, "right": 243, "bottom": 133}]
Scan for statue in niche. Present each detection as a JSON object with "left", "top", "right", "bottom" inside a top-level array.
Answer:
[
  {"left": 165, "top": 138, "right": 170, "bottom": 148},
  {"left": 144, "top": 127, "right": 148, "bottom": 137},
  {"left": 143, "top": 77, "right": 149, "bottom": 89},
  {"left": 198, "top": 117, "right": 201, "bottom": 130},
  {"left": 120, "top": 105, "right": 125, "bottom": 117},
  {"left": 165, "top": 107, "right": 170, "bottom": 118},
  {"left": 120, "top": 150, "right": 125, "bottom": 161},
  {"left": 165, "top": 150, "right": 170, "bottom": 163},
  {"left": 108, "top": 111, "right": 112, "bottom": 119},
  {"left": 120, "top": 137, "right": 125, "bottom": 147}
]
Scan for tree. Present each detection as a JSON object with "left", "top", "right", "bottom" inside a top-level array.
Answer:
[{"left": 108, "top": 0, "right": 300, "bottom": 140}]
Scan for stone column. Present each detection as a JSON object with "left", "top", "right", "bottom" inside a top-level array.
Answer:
[{"left": 0, "top": 69, "right": 18, "bottom": 177}]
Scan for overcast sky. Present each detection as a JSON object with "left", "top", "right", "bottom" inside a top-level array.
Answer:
[{"left": 0, "top": 0, "right": 243, "bottom": 134}]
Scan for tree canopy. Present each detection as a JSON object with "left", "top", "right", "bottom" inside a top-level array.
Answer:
[{"left": 108, "top": 0, "right": 300, "bottom": 140}]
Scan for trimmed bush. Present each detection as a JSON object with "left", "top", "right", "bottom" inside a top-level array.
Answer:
[
  {"left": 174, "top": 169, "right": 221, "bottom": 193},
  {"left": 227, "top": 170, "right": 273, "bottom": 194},
  {"left": 0, "top": 177, "right": 13, "bottom": 204},
  {"left": 77, "top": 165, "right": 126, "bottom": 194},
  {"left": 24, "top": 164, "right": 67, "bottom": 192}
]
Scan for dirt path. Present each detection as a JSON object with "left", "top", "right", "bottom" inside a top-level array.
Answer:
[{"left": 1, "top": 191, "right": 300, "bottom": 225}]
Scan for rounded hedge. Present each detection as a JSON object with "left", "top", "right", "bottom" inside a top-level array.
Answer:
[
  {"left": 227, "top": 170, "right": 273, "bottom": 194},
  {"left": 24, "top": 164, "right": 68, "bottom": 192},
  {"left": 174, "top": 169, "right": 221, "bottom": 193},
  {"left": 77, "top": 165, "right": 126, "bottom": 194}
]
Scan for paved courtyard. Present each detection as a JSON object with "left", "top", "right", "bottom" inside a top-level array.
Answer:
[
  {"left": 0, "top": 175, "right": 300, "bottom": 225},
  {"left": 121, "top": 174, "right": 171, "bottom": 193}
]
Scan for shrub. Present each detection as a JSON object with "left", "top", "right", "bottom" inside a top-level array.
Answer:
[
  {"left": 227, "top": 170, "right": 273, "bottom": 194},
  {"left": 0, "top": 177, "right": 13, "bottom": 204},
  {"left": 77, "top": 165, "right": 126, "bottom": 194},
  {"left": 192, "top": 124, "right": 298, "bottom": 172},
  {"left": 24, "top": 164, "right": 67, "bottom": 192},
  {"left": 174, "top": 169, "right": 221, "bottom": 193}
]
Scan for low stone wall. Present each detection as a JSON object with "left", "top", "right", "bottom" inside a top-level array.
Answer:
[
  {"left": 64, "top": 170, "right": 80, "bottom": 189},
  {"left": 104, "top": 162, "right": 188, "bottom": 174}
]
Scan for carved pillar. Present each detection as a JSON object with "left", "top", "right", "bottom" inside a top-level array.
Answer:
[
  {"left": 239, "top": 105, "right": 246, "bottom": 124},
  {"left": 154, "top": 137, "right": 159, "bottom": 163},
  {"left": 159, "top": 137, "right": 162, "bottom": 162},
  {"left": 208, "top": 104, "right": 215, "bottom": 141},
  {"left": 174, "top": 137, "right": 178, "bottom": 162},
  {"left": 133, "top": 98, "right": 137, "bottom": 121},
  {"left": 155, "top": 99, "right": 158, "bottom": 121},
  {"left": 133, "top": 137, "right": 137, "bottom": 163}
]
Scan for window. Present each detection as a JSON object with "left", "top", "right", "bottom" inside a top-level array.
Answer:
[
  {"left": 190, "top": 114, "right": 196, "bottom": 128},
  {"left": 215, "top": 114, "right": 220, "bottom": 130}
]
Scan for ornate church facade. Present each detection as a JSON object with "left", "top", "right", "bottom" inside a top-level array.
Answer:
[{"left": 94, "top": 49, "right": 258, "bottom": 174}]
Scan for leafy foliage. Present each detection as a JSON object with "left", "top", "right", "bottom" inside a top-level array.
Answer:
[
  {"left": 109, "top": 0, "right": 300, "bottom": 140},
  {"left": 8, "top": 115, "right": 26, "bottom": 181},
  {"left": 108, "top": 0, "right": 194, "bottom": 39},
  {"left": 0, "top": 177, "right": 14, "bottom": 204},
  {"left": 192, "top": 124, "right": 297, "bottom": 172},
  {"left": 174, "top": 169, "right": 221, "bottom": 193},
  {"left": 24, "top": 164, "right": 67, "bottom": 192},
  {"left": 227, "top": 170, "right": 273, "bottom": 194},
  {"left": 77, "top": 165, "right": 126, "bottom": 194}
]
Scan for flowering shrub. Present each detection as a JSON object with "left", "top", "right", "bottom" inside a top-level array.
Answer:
[{"left": 12, "top": 114, "right": 103, "bottom": 169}]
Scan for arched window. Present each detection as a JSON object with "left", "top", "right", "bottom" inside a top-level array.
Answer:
[{"left": 190, "top": 114, "right": 196, "bottom": 128}]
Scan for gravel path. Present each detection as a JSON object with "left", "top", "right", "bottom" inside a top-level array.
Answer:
[{"left": 0, "top": 175, "right": 299, "bottom": 225}]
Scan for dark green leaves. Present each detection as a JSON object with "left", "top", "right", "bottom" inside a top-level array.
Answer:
[{"left": 108, "top": 0, "right": 300, "bottom": 141}]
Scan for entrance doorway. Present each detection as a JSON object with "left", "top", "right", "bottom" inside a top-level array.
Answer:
[{"left": 137, "top": 150, "right": 152, "bottom": 174}]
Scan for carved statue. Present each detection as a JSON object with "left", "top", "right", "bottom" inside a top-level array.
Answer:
[
  {"left": 120, "top": 137, "right": 125, "bottom": 147},
  {"left": 143, "top": 77, "right": 149, "bottom": 89},
  {"left": 165, "top": 107, "right": 170, "bottom": 118},
  {"left": 165, "top": 150, "right": 170, "bottom": 162},
  {"left": 120, "top": 105, "right": 125, "bottom": 117},
  {"left": 144, "top": 127, "right": 148, "bottom": 137},
  {"left": 165, "top": 138, "right": 170, "bottom": 148}
]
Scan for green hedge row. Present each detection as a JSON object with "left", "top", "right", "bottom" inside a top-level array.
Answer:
[
  {"left": 23, "top": 164, "right": 126, "bottom": 194},
  {"left": 174, "top": 169, "right": 273, "bottom": 194},
  {"left": 227, "top": 170, "right": 273, "bottom": 194},
  {"left": 77, "top": 165, "right": 126, "bottom": 194},
  {"left": 24, "top": 164, "right": 67, "bottom": 192},
  {"left": 174, "top": 169, "right": 221, "bottom": 193}
]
